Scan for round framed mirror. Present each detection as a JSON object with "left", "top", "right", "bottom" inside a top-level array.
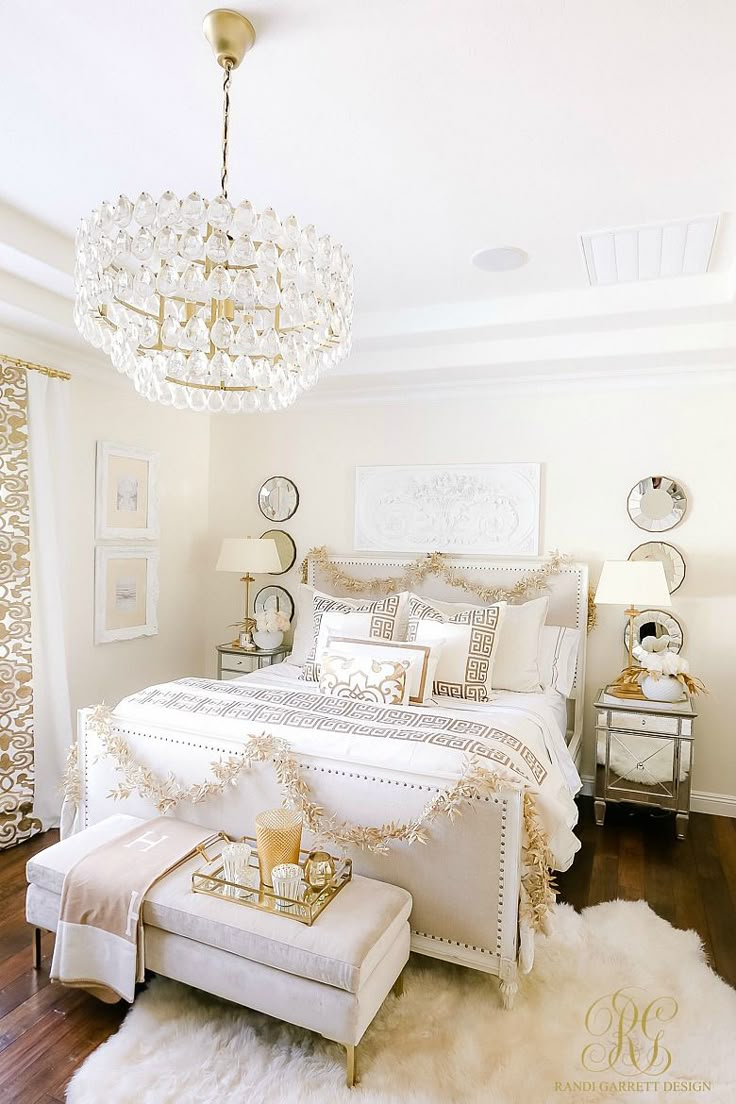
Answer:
[
  {"left": 254, "top": 585, "right": 294, "bottom": 622},
  {"left": 258, "top": 476, "right": 299, "bottom": 523},
  {"left": 261, "top": 529, "right": 296, "bottom": 575},
  {"left": 624, "top": 608, "right": 684, "bottom": 654},
  {"left": 627, "top": 476, "right": 687, "bottom": 532},
  {"left": 629, "top": 542, "right": 686, "bottom": 594}
]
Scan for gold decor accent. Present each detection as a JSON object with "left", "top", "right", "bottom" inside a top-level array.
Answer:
[
  {"left": 0, "top": 362, "right": 41, "bottom": 848},
  {"left": 612, "top": 667, "right": 707, "bottom": 698},
  {"left": 65, "top": 705, "right": 556, "bottom": 936},
  {"left": 301, "top": 547, "right": 572, "bottom": 607},
  {"left": 255, "top": 807, "right": 303, "bottom": 887},
  {"left": 304, "top": 849, "right": 336, "bottom": 889},
  {"left": 0, "top": 353, "right": 71, "bottom": 381},
  {"left": 587, "top": 587, "right": 598, "bottom": 633}
]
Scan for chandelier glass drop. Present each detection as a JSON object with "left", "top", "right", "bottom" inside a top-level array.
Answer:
[{"left": 74, "top": 10, "right": 353, "bottom": 414}]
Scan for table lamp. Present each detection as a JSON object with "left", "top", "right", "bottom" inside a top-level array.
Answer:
[
  {"left": 594, "top": 560, "right": 672, "bottom": 699},
  {"left": 216, "top": 537, "right": 281, "bottom": 650}
]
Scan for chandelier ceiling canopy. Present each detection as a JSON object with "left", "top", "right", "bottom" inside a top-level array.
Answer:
[{"left": 74, "top": 10, "right": 353, "bottom": 414}]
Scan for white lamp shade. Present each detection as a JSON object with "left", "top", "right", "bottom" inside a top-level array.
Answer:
[
  {"left": 594, "top": 560, "right": 671, "bottom": 607},
  {"left": 216, "top": 537, "right": 281, "bottom": 574}
]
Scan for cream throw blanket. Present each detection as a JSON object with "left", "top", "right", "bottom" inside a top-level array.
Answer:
[{"left": 51, "top": 817, "right": 217, "bottom": 1003}]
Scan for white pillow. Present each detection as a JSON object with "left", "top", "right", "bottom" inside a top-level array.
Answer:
[
  {"left": 406, "top": 595, "right": 505, "bottom": 702},
  {"left": 491, "top": 596, "right": 549, "bottom": 692},
  {"left": 538, "top": 625, "right": 580, "bottom": 698},
  {"left": 324, "top": 635, "right": 444, "bottom": 705},
  {"left": 287, "top": 584, "right": 315, "bottom": 666},
  {"left": 302, "top": 591, "right": 409, "bottom": 681},
  {"left": 406, "top": 592, "right": 547, "bottom": 693}
]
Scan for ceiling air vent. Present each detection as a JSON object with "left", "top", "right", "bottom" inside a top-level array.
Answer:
[{"left": 580, "top": 215, "right": 719, "bottom": 286}]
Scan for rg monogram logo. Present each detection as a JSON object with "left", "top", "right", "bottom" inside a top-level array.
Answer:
[{"left": 581, "top": 988, "right": 679, "bottom": 1075}]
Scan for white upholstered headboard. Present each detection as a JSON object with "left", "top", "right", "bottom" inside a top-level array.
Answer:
[{"left": 306, "top": 552, "right": 588, "bottom": 764}]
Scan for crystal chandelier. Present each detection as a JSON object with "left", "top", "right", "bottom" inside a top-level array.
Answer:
[{"left": 74, "top": 10, "right": 353, "bottom": 413}]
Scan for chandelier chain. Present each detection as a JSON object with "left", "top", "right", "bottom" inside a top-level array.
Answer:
[{"left": 221, "top": 60, "right": 233, "bottom": 198}]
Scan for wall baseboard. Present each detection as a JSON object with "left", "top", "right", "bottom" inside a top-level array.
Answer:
[{"left": 579, "top": 775, "right": 736, "bottom": 819}]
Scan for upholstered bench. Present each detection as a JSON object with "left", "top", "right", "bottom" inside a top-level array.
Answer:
[{"left": 26, "top": 815, "right": 411, "bottom": 1087}]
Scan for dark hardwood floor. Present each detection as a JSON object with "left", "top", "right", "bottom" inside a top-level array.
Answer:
[
  {"left": 557, "top": 797, "right": 736, "bottom": 988},
  {"left": 0, "top": 797, "right": 734, "bottom": 1101}
]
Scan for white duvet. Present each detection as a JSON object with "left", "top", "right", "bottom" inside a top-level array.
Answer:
[{"left": 115, "top": 666, "right": 582, "bottom": 871}]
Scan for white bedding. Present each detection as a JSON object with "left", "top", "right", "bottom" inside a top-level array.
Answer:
[
  {"left": 241, "top": 663, "right": 580, "bottom": 795},
  {"left": 109, "top": 665, "right": 582, "bottom": 872}
]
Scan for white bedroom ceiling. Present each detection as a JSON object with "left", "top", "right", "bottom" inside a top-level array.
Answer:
[{"left": 1, "top": 0, "right": 736, "bottom": 397}]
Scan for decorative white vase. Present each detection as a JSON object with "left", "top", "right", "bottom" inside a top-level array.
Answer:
[
  {"left": 641, "top": 674, "right": 685, "bottom": 703},
  {"left": 253, "top": 629, "right": 284, "bottom": 651}
]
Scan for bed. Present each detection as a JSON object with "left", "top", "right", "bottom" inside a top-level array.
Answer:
[{"left": 64, "top": 554, "right": 588, "bottom": 1007}]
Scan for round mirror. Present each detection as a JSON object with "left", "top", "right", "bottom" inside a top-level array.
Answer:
[
  {"left": 629, "top": 542, "right": 686, "bottom": 594},
  {"left": 261, "top": 529, "right": 296, "bottom": 575},
  {"left": 258, "top": 476, "right": 299, "bottom": 523},
  {"left": 627, "top": 476, "right": 687, "bottom": 532},
  {"left": 624, "top": 608, "right": 683, "bottom": 654},
  {"left": 254, "top": 585, "right": 294, "bottom": 622}
]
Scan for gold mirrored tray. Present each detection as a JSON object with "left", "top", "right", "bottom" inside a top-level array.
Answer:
[{"left": 191, "top": 833, "right": 352, "bottom": 926}]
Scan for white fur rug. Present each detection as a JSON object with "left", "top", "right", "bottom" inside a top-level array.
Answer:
[{"left": 66, "top": 901, "right": 736, "bottom": 1104}]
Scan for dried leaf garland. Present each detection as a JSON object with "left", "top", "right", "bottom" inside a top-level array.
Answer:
[
  {"left": 62, "top": 706, "right": 557, "bottom": 933},
  {"left": 300, "top": 547, "right": 572, "bottom": 607}
]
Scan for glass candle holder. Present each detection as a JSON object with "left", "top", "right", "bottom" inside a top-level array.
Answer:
[
  {"left": 255, "top": 807, "right": 303, "bottom": 887},
  {"left": 271, "top": 862, "right": 303, "bottom": 910},
  {"left": 221, "top": 841, "right": 253, "bottom": 899}
]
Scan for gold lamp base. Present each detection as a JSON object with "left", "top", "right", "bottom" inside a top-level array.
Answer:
[{"left": 203, "top": 9, "right": 256, "bottom": 69}]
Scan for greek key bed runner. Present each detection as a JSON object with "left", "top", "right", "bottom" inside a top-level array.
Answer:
[{"left": 115, "top": 676, "right": 579, "bottom": 870}]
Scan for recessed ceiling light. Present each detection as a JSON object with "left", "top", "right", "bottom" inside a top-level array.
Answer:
[{"left": 472, "top": 246, "right": 529, "bottom": 272}]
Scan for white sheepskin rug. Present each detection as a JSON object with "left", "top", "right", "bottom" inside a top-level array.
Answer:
[{"left": 66, "top": 901, "right": 736, "bottom": 1104}]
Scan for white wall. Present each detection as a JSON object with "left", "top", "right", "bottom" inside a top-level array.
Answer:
[
  {"left": 64, "top": 375, "right": 211, "bottom": 719},
  {"left": 206, "top": 378, "right": 736, "bottom": 805}
]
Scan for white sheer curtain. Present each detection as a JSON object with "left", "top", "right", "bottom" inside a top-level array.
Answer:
[{"left": 27, "top": 371, "right": 72, "bottom": 829}]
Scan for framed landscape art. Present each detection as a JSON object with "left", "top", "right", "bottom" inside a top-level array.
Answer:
[
  {"left": 94, "top": 545, "right": 159, "bottom": 644},
  {"left": 95, "top": 442, "right": 159, "bottom": 540}
]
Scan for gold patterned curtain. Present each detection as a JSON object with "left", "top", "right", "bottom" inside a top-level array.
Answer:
[{"left": 0, "top": 362, "right": 41, "bottom": 847}]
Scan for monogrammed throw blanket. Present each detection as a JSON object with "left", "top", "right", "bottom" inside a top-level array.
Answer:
[{"left": 51, "top": 817, "right": 217, "bottom": 1003}]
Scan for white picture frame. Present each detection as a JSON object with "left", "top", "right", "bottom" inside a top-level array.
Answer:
[
  {"left": 94, "top": 545, "right": 159, "bottom": 644},
  {"left": 354, "top": 463, "right": 541, "bottom": 556},
  {"left": 95, "top": 442, "right": 159, "bottom": 540}
]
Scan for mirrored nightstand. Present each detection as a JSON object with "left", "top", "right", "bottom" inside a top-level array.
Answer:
[
  {"left": 594, "top": 688, "right": 696, "bottom": 840},
  {"left": 217, "top": 642, "right": 290, "bottom": 680}
]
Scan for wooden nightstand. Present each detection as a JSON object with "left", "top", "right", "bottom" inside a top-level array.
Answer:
[
  {"left": 216, "top": 642, "right": 290, "bottom": 679},
  {"left": 594, "top": 688, "right": 696, "bottom": 840}
]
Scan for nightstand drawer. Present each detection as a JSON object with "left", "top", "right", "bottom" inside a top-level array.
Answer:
[
  {"left": 221, "top": 653, "right": 253, "bottom": 672},
  {"left": 609, "top": 710, "right": 679, "bottom": 736}
]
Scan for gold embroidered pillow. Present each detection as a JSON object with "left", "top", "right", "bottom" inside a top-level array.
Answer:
[
  {"left": 301, "top": 591, "right": 408, "bottom": 681},
  {"left": 324, "top": 635, "right": 443, "bottom": 705},
  {"left": 319, "top": 653, "right": 409, "bottom": 705},
  {"left": 406, "top": 595, "right": 506, "bottom": 702}
]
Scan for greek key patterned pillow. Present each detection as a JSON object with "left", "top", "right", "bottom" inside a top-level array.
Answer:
[
  {"left": 406, "top": 595, "right": 506, "bottom": 702},
  {"left": 319, "top": 653, "right": 409, "bottom": 706},
  {"left": 301, "top": 591, "right": 408, "bottom": 682}
]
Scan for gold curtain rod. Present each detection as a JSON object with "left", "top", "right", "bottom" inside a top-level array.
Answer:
[{"left": 1, "top": 354, "right": 71, "bottom": 381}]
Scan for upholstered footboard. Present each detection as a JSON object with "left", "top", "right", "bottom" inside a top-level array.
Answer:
[{"left": 67, "top": 708, "right": 524, "bottom": 1001}]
